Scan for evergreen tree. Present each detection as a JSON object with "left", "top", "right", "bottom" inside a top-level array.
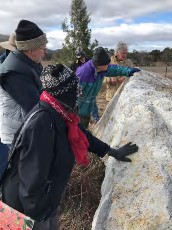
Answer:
[{"left": 53, "top": 0, "right": 98, "bottom": 66}]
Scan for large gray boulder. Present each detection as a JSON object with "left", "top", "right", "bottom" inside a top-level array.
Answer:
[{"left": 92, "top": 71, "right": 172, "bottom": 230}]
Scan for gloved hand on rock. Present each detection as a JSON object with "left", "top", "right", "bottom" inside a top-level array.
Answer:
[
  {"left": 129, "top": 67, "right": 141, "bottom": 76},
  {"left": 108, "top": 142, "right": 139, "bottom": 162}
]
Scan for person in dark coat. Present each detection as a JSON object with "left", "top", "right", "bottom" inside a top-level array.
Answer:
[
  {"left": 2, "top": 64, "right": 139, "bottom": 230},
  {"left": 0, "top": 33, "right": 16, "bottom": 178},
  {"left": 71, "top": 49, "right": 89, "bottom": 72},
  {"left": 0, "top": 20, "right": 48, "bottom": 179},
  {"left": 71, "top": 49, "right": 99, "bottom": 124},
  {"left": 0, "top": 21, "right": 47, "bottom": 143},
  {"left": 0, "top": 50, "right": 11, "bottom": 64},
  {"left": 0, "top": 33, "right": 16, "bottom": 64}
]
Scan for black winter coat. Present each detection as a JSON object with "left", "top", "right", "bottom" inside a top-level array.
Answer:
[
  {"left": 0, "top": 50, "right": 10, "bottom": 64},
  {"left": 0, "top": 50, "right": 43, "bottom": 113},
  {"left": 2, "top": 101, "right": 109, "bottom": 221},
  {"left": 70, "top": 58, "right": 89, "bottom": 72}
]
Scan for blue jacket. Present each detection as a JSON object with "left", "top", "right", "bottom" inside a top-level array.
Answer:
[{"left": 76, "top": 60, "right": 134, "bottom": 116}]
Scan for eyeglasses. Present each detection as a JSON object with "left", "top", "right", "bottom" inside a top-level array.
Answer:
[{"left": 40, "top": 47, "right": 47, "bottom": 52}]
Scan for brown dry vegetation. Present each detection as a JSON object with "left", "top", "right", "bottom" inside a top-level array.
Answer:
[
  {"left": 59, "top": 154, "right": 105, "bottom": 230},
  {"left": 140, "top": 66, "right": 172, "bottom": 80}
]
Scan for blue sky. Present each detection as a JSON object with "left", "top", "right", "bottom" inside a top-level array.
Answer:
[
  {"left": 0, "top": 0, "right": 172, "bottom": 52},
  {"left": 134, "top": 12, "right": 172, "bottom": 24}
]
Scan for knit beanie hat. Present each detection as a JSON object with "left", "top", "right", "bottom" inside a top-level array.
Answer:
[
  {"left": 92, "top": 47, "right": 110, "bottom": 66},
  {"left": 41, "top": 64, "right": 81, "bottom": 111},
  {"left": 15, "top": 19, "right": 48, "bottom": 50}
]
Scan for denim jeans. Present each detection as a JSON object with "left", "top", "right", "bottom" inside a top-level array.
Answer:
[
  {"left": 0, "top": 141, "right": 10, "bottom": 179},
  {"left": 91, "top": 101, "right": 99, "bottom": 122}
]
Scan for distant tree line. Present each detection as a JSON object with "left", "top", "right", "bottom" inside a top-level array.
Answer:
[
  {"left": 1, "top": 46, "right": 172, "bottom": 68},
  {"left": 50, "top": 47, "right": 172, "bottom": 68},
  {"left": 128, "top": 48, "right": 172, "bottom": 66},
  {"left": 1, "top": 0, "right": 172, "bottom": 68},
  {"left": 105, "top": 47, "right": 172, "bottom": 66}
]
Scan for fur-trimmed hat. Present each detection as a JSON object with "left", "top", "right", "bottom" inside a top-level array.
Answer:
[
  {"left": 92, "top": 47, "right": 110, "bottom": 66},
  {"left": 0, "top": 33, "right": 16, "bottom": 51},
  {"left": 41, "top": 64, "right": 81, "bottom": 111},
  {"left": 15, "top": 19, "right": 48, "bottom": 50}
]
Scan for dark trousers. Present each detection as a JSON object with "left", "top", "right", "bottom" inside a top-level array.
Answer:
[
  {"left": 0, "top": 140, "right": 10, "bottom": 179},
  {"left": 79, "top": 115, "right": 91, "bottom": 129},
  {"left": 33, "top": 210, "right": 59, "bottom": 230}
]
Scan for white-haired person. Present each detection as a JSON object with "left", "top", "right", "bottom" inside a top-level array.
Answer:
[{"left": 104, "top": 41, "right": 134, "bottom": 102}]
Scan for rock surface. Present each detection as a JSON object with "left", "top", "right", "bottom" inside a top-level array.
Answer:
[{"left": 92, "top": 71, "right": 172, "bottom": 230}]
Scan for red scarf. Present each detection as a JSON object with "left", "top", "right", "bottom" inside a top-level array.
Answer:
[{"left": 40, "top": 91, "right": 89, "bottom": 166}]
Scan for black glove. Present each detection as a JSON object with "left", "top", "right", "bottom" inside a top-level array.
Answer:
[
  {"left": 129, "top": 67, "right": 141, "bottom": 76},
  {"left": 108, "top": 142, "right": 139, "bottom": 162}
]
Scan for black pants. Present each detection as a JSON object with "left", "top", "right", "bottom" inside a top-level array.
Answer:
[{"left": 33, "top": 210, "right": 59, "bottom": 230}]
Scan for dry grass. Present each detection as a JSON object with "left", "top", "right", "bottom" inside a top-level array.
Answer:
[
  {"left": 59, "top": 153, "right": 105, "bottom": 230},
  {"left": 140, "top": 66, "right": 172, "bottom": 80}
]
